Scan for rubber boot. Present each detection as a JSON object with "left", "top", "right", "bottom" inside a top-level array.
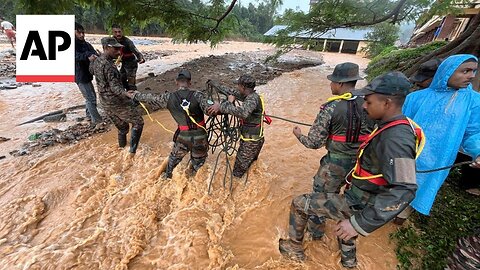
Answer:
[
  {"left": 162, "top": 161, "right": 174, "bottom": 179},
  {"left": 129, "top": 127, "right": 143, "bottom": 153},
  {"left": 279, "top": 239, "right": 305, "bottom": 261},
  {"left": 339, "top": 238, "right": 357, "bottom": 268},
  {"left": 118, "top": 130, "right": 128, "bottom": 148}
]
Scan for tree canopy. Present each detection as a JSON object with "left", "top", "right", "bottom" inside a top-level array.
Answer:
[
  {"left": 2, "top": 0, "right": 480, "bottom": 80},
  {"left": 1, "top": 0, "right": 283, "bottom": 45}
]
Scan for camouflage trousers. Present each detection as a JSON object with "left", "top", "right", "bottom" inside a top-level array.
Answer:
[
  {"left": 446, "top": 234, "right": 480, "bottom": 270},
  {"left": 120, "top": 59, "right": 138, "bottom": 90},
  {"left": 308, "top": 153, "right": 355, "bottom": 239},
  {"left": 289, "top": 192, "right": 358, "bottom": 266},
  {"left": 166, "top": 132, "right": 209, "bottom": 177},
  {"left": 104, "top": 105, "right": 144, "bottom": 133},
  {"left": 233, "top": 137, "right": 265, "bottom": 177},
  {"left": 313, "top": 153, "right": 356, "bottom": 193}
]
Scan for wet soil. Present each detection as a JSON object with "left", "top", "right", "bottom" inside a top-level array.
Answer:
[{"left": 7, "top": 50, "right": 323, "bottom": 157}]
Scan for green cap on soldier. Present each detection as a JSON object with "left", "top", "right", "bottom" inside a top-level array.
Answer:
[
  {"left": 354, "top": 71, "right": 412, "bottom": 97},
  {"left": 176, "top": 69, "right": 191, "bottom": 80},
  {"left": 234, "top": 74, "right": 256, "bottom": 89},
  {"left": 327, "top": 62, "right": 363, "bottom": 82},
  {"left": 101, "top": 37, "right": 123, "bottom": 48}
]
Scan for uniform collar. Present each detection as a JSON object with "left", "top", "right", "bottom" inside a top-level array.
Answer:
[{"left": 378, "top": 114, "right": 406, "bottom": 128}]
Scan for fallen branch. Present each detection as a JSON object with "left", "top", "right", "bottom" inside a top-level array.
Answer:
[{"left": 17, "top": 105, "right": 86, "bottom": 126}]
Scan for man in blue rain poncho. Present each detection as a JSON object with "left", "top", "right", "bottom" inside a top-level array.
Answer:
[{"left": 403, "top": 54, "right": 480, "bottom": 215}]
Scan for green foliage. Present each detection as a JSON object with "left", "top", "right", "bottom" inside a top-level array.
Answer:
[
  {"left": 6, "top": 0, "right": 282, "bottom": 44},
  {"left": 272, "top": 0, "right": 432, "bottom": 47},
  {"left": 363, "top": 22, "right": 399, "bottom": 58},
  {"left": 391, "top": 170, "right": 480, "bottom": 269},
  {"left": 365, "top": 41, "right": 447, "bottom": 80}
]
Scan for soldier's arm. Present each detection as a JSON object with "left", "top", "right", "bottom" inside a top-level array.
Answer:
[
  {"left": 350, "top": 129, "right": 417, "bottom": 236},
  {"left": 133, "top": 92, "right": 170, "bottom": 109},
  {"left": 194, "top": 91, "right": 213, "bottom": 115},
  {"left": 105, "top": 65, "right": 128, "bottom": 97},
  {"left": 208, "top": 80, "right": 242, "bottom": 100},
  {"left": 219, "top": 94, "right": 257, "bottom": 119},
  {"left": 296, "top": 103, "right": 333, "bottom": 149},
  {"left": 126, "top": 37, "right": 144, "bottom": 61}
]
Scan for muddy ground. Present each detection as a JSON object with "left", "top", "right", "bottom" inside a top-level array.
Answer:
[
  {"left": 138, "top": 51, "right": 323, "bottom": 94},
  {"left": 3, "top": 49, "right": 323, "bottom": 157}
]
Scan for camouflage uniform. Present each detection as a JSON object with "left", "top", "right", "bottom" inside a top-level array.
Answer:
[
  {"left": 446, "top": 233, "right": 480, "bottom": 270},
  {"left": 117, "top": 36, "right": 144, "bottom": 90},
  {"left": 298, "top": 98, "right": 373, "bottom": 193},
  {"left": 297, "top": 62, "right": 374, "bottom": 239},
  {"left": 90, "top": 50, "right": 144, "bottom": 152},
  {"left": 280, "top": 72, "right": 419, "bottom": 268},
  {"left": 133, "top": 82, "right": 210, "bottom": 178},
  {"left": 216, "top": 81, "right": 265, "bottom": 178}
]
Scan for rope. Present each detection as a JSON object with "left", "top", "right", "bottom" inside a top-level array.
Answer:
[
  {"left": 416, "top": 161, "right": 474, "bottom": 173},
  {"left": 265, "top": 114, "right": 312, "bottom": 127},
  {"left": 327, "top": 92, "right": 353, "bottom": 102},
  {"left": 139, "top": 102, "right": 175, "bottom": 134}
]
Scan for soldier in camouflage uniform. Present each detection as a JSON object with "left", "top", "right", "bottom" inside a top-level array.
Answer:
[
  {"left": 446, "top": 232, "right": 480, "bottom": 270},
  {"left": 127, "top": 69, "right": 211, "bottom": 179},
  {"left": 279, "top": 72, "right": 421, "bottom": 268},
  {"left": 207, "top": 75, "right": 266, "bottom": 178},
  {"left": 90, "top": 37, "right": 144, "bottom": 154},
  {"left": 112, "top": 24, "right": 145, "bottom": 90},
  {"left": 293, "top": 62, "right": 374, "bottom": 240}
]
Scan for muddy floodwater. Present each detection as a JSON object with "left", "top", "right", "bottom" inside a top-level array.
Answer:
[{"left": 0, "top": 42, "right": 398, "bottom": 269}]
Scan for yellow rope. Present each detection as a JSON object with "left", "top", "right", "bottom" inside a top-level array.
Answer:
[
  {"left": 326, "top": 92, "right": 353, "bottom": 102},
  {"left": 139, "top": 102, "right": 175, "bottom": 134},
  {"left": 183, "top": 108, "right": 208, "bottom": 133}
]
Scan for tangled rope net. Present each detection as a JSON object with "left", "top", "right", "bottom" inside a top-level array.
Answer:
[{"left": 204, "top": 82, "right": 243, "bottom": 194}]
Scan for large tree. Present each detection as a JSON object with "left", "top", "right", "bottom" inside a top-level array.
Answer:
[
  {"left": 10, "top": 0, "right": 480, "bottom": 82},
  {"left": 10, "top": 0, "right": 282, "bottom": 45}
]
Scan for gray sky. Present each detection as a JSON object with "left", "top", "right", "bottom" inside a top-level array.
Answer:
[{"left": 237, "top": 0, "right": 310, "bottom": 13}]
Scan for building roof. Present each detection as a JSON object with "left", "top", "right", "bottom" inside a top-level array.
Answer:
[{"left": 264, "top": 25, "right": 372, "bottom": 41}]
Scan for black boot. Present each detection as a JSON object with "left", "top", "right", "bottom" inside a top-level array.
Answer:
[
  {"left": 129, "top": 127, "right": 143, "bottom": 153},
  {"left": 279, "top": 239, "right": 305, "bottom": 261},
  {"left": 118, "top": 130, "right": 128, "bottom": 148},
  {"left": 162, "top": 161, "right": 174, "bottom": 179}
]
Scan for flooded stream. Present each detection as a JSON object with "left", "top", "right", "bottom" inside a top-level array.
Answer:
[{"left": 0, "top": 54, "right": 398, "bottom": 269}]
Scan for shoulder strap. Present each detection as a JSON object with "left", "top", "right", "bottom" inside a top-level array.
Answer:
[{"left": 360, "top": 119, "right": 410, "bottom": 148}]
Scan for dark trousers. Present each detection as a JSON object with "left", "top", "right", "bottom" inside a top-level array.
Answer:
[{"left": 233, "top": 138, "right": 264, "bottom": 177}]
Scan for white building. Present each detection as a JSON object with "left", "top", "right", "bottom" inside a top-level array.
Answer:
[{"left": 264, "top": 25, "right": 372, "bottom": 55}]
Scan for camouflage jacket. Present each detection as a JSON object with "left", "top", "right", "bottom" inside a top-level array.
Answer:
[
  {"left": 89, "top": 54, "right": 131, "bottom": 108},
  {"left": 117, "top": 36, "right": 143, "bottom": 62},
  {"left": 219, "top": 89, "right": 263, "bottom": 137},
  {"left": 297, "top": 95, "right": 374, "bottom": 157},
  {"left": 347, "top": 115, "right": 417, "bottom": 236}
]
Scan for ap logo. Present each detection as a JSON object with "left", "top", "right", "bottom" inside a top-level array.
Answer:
[{"left": 16, "top": 15, "right": 75, "bottom": 82}]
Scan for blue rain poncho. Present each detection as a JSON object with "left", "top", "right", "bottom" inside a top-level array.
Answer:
[{"left": 403, "top": 54, "right": 480, "bottom": 215}]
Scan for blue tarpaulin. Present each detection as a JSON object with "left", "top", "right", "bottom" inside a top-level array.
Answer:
[{"left": 403, "top": 54, "right": 480, "bottom": 215}]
